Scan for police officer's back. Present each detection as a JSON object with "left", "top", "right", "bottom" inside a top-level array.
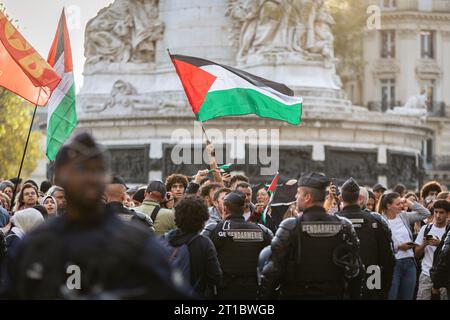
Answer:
[
  {"left": 202, "top": 191, "right": 273, "bottom": 300},
  {"left": 105, "top": 176, "right": 154, "bottom": 231},
  {"left": 3, "top": 133, "right": 186, "bottom": 299},
  {"left": 337, "top": 178, "right": 395, "bottom": 299},
  {"left": 260, "top": 172, "right": 362, "bottom": 300}
]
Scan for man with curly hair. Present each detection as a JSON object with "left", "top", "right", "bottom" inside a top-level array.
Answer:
[
  {"left": 421, "top": 181, "right": 442, "bottom": 203},
  {"left": 165, "top": 174, "right": 189, "bottom": 206}
]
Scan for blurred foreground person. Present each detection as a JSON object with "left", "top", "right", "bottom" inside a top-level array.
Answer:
[{"left": 3, "top": 133, "right": 188, "bottom": 299}]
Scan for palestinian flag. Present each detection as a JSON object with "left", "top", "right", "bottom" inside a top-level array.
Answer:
[
  {"left": 170, "top": 54, "right": 302, "bottom": 125},
  {"left": 46, "top": 10, "right": 77, "bottom": 161},
  {"left": 261, "top": 172, "right": 279, "bottom": 225}
]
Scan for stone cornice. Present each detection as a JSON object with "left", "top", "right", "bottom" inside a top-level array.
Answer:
[{"left": 382, "top": 11, "right": 450, "bottom": 23}]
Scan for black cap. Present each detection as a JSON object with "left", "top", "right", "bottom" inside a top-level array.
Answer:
[
  {"left": 298, "top": 172, "right": 330, "bottom": 191},
  {"left": 146, "top": 180, "right": 166, "bottom": 197},
  {"left": 372, "top": 183, "right": 387, "bottom": 192},
  {"left": 132, "top": 188, "right": 146, "bottom": 203},
  {"left": 342, "top": 177, "right": 360, "bottom": 194},
  {"left": 111, "top": 176, "right": 128, "bottom": 189},
  {"left": 224, "top": 191, "right": 246, "bottom": 207}
]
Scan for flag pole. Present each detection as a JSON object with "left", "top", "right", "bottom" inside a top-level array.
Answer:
[{"left": 10, "top": 88, "right": 42, "bottom": 210}]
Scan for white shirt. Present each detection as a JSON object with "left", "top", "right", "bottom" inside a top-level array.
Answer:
[
  {"left": 388, "top": 216, "right": 414, "bottom": 259},
  {"left": 243, "top": 210, "right": 251, "bottom": 221},
  {"left": 414, "top": 224, "right": 446, "bottom": 276}
]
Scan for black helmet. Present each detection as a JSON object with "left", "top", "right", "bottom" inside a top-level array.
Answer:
[{"left": 256, "top": 245, "right": 272, "bottom": 285}]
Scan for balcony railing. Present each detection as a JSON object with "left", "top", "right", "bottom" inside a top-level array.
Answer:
[{"left": 367, "top": 101, "right": 447, "bottom": 116}]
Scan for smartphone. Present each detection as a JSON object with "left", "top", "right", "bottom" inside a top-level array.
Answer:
[
  {"left": 425, "top": 235, "right": 435, "bottom": 240},
  {"left": 407, "top": 242, "right": 418, "bottom": 246}
]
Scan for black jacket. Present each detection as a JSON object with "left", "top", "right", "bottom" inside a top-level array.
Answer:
[
  {"left": 338, "top": 205, "right": 395, "bottom": 299},
  {"left": 165, "top": 229, "right": 222, "bottom": 297},
  {"left": 260, "top": 206, "right": 361, "bottom": 299}
]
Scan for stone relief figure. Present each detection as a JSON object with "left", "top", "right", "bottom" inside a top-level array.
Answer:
[
  {"left": 227, "top": 0, "right": 335, "bottom": 63},
  {"left": 305, "top": 0, "right": 335, "bottom": 60},
  {"left": 105, "top": 80, "right": 138, "bottom": 109},
  {"left": 85, "top": 0, "right": 164, "bottom": 66}
]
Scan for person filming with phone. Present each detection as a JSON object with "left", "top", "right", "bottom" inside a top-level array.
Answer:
[
  {"left": 415, "top": 200, "right": 449, "bottom": 300},
  {"left": 378, "top": 192, "right": 430, "bottom": 300}
]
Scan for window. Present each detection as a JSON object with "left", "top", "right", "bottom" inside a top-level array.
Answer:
[
  {"left": 381, "top": 79, "right": 396, "bottom": 111},
  {"left": 426, "top": 138, "right": 433, "bottom": 165},
  {"left": 421, "top": 80, "right": 436, "bottom": 111},
  {"left": 421, "top": 30, "right": 435, "bottom": 59},
  {"left": 381, "top": 31, "right": 396, "bottom": 58},
  {"left": 382, "top": 0, "right": 397, "bottom": 8}
]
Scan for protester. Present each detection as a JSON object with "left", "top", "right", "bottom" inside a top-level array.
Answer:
[
  {"left": 415, "top": 200, "right": 449, "bottom": 300},
  {"left": 5, "top": 208, "right": 44, "bottom": 252},
  {"left": 229, "top": 174, "right": 249, "bottom": 190},
  {"left": 372, "top": 183, "right": 387, "bottom": 203},
  {"left": 165, "top": 174, "right": 189, "bottom": 206},
  {"left": 135, "top": 181, "right": 176, "bottom": 236},
  {"left": 40, "top": 195, "right": 57, "bottom": 217},
  {"left": 234, "top": 182, "right": 255, "bottom": 222},
  {"left": 132, "top": 187, "right": 146, "bottom": 207},
  {"left": 46, "top": 186, "right": 67, "bottom": 216},
  {"left": 393, "top": 184, "right": 407, "bottom": 197},
  {"left": 39, "top": 180, "right": 52, "bottom": 195},
  {"left": 165, "top": 196, "right": 222, "bottom": 298},
  {"left": 13, "top": 183, "right": 39, "bottom": 212},
  {"left": 199, "top": 182, "right": 222, "bottom": 208},
  {"left": 367, "top": 190, "right": 377, "bottom": 212},
  {"left": 207, "top": 187, "right": 231, "bottom": 224},
  {"left": 0, "top": 181, "right": 14, "bottom": 203},
  {"left": 378, "top": 192, "right": 431, "bottom": 300}
]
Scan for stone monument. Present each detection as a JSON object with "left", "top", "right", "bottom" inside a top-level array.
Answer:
[{"left": 77, "top": 0, "right": 431, "bottom": 189}]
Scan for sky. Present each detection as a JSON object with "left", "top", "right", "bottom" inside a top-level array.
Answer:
[{"left": 1, "top": 0, "right": 113, "bottom": 93}]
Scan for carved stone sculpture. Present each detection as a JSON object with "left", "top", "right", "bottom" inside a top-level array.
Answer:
[
  {"left": 105, "top": 80, "right": 138, "bottom": 109},
  {"left": 85, "top": 0, "right": 164, "bottom": 66},
  {"left": 226, "top": 0, "right": 335, "bottom": 64}
]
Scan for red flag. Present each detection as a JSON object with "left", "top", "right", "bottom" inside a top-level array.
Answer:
[{"left": 0, "top": 11, "right": 61, "bottom": 106}]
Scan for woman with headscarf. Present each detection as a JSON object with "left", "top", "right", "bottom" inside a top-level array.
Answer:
[
  {"left": 40, "top": 195, "right": 58, "bottom": 218},
  {"left": 5, "top": 208, "right": 45, "bottom": 251},
  {"left": 1, "top": 208, "right": 44, "bottom": 287}
]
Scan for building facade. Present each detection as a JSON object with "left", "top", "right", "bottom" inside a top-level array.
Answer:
[{"left": 359, "top": 0, "right": 450, "bottom": 185}]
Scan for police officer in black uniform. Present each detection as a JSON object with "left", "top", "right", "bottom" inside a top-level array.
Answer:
[
  {"left": 2, "top": 133, "right": 187, "bottom": 299},
  {"left": 338, "top": 178, "right": 395, "bottom": 299},
  {"left": 202, "top": 191, "right": 273, "bottom": 299},
  {"left": 259, "top": 172, "right": 362, "bottom": 300},
  {"left": 105, "top": 176, "right": 154, "bottom": 231}
]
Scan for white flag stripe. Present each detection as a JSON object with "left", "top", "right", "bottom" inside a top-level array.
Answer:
[
  {"left": 201, "top": 65, "right": 303, "bottom": 105},
  {"left": 46, "top": 55, "right": 74, "bottom": 116}
]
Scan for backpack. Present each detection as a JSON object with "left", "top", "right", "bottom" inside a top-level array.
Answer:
[{"left": 167, "top": 234, "right": 201, "bottom": 287}]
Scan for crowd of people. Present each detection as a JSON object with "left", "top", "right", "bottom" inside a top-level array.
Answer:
[{"left": 0, "top": 132, "right": 449, "bottom": 300}]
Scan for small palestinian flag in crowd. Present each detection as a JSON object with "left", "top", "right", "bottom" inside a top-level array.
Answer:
[
  {"left": 170, "top": 54, "right": 303, "bottom": 125},
  {"left": 261, "top": 172, "right": 279, "bottom": 225}
]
